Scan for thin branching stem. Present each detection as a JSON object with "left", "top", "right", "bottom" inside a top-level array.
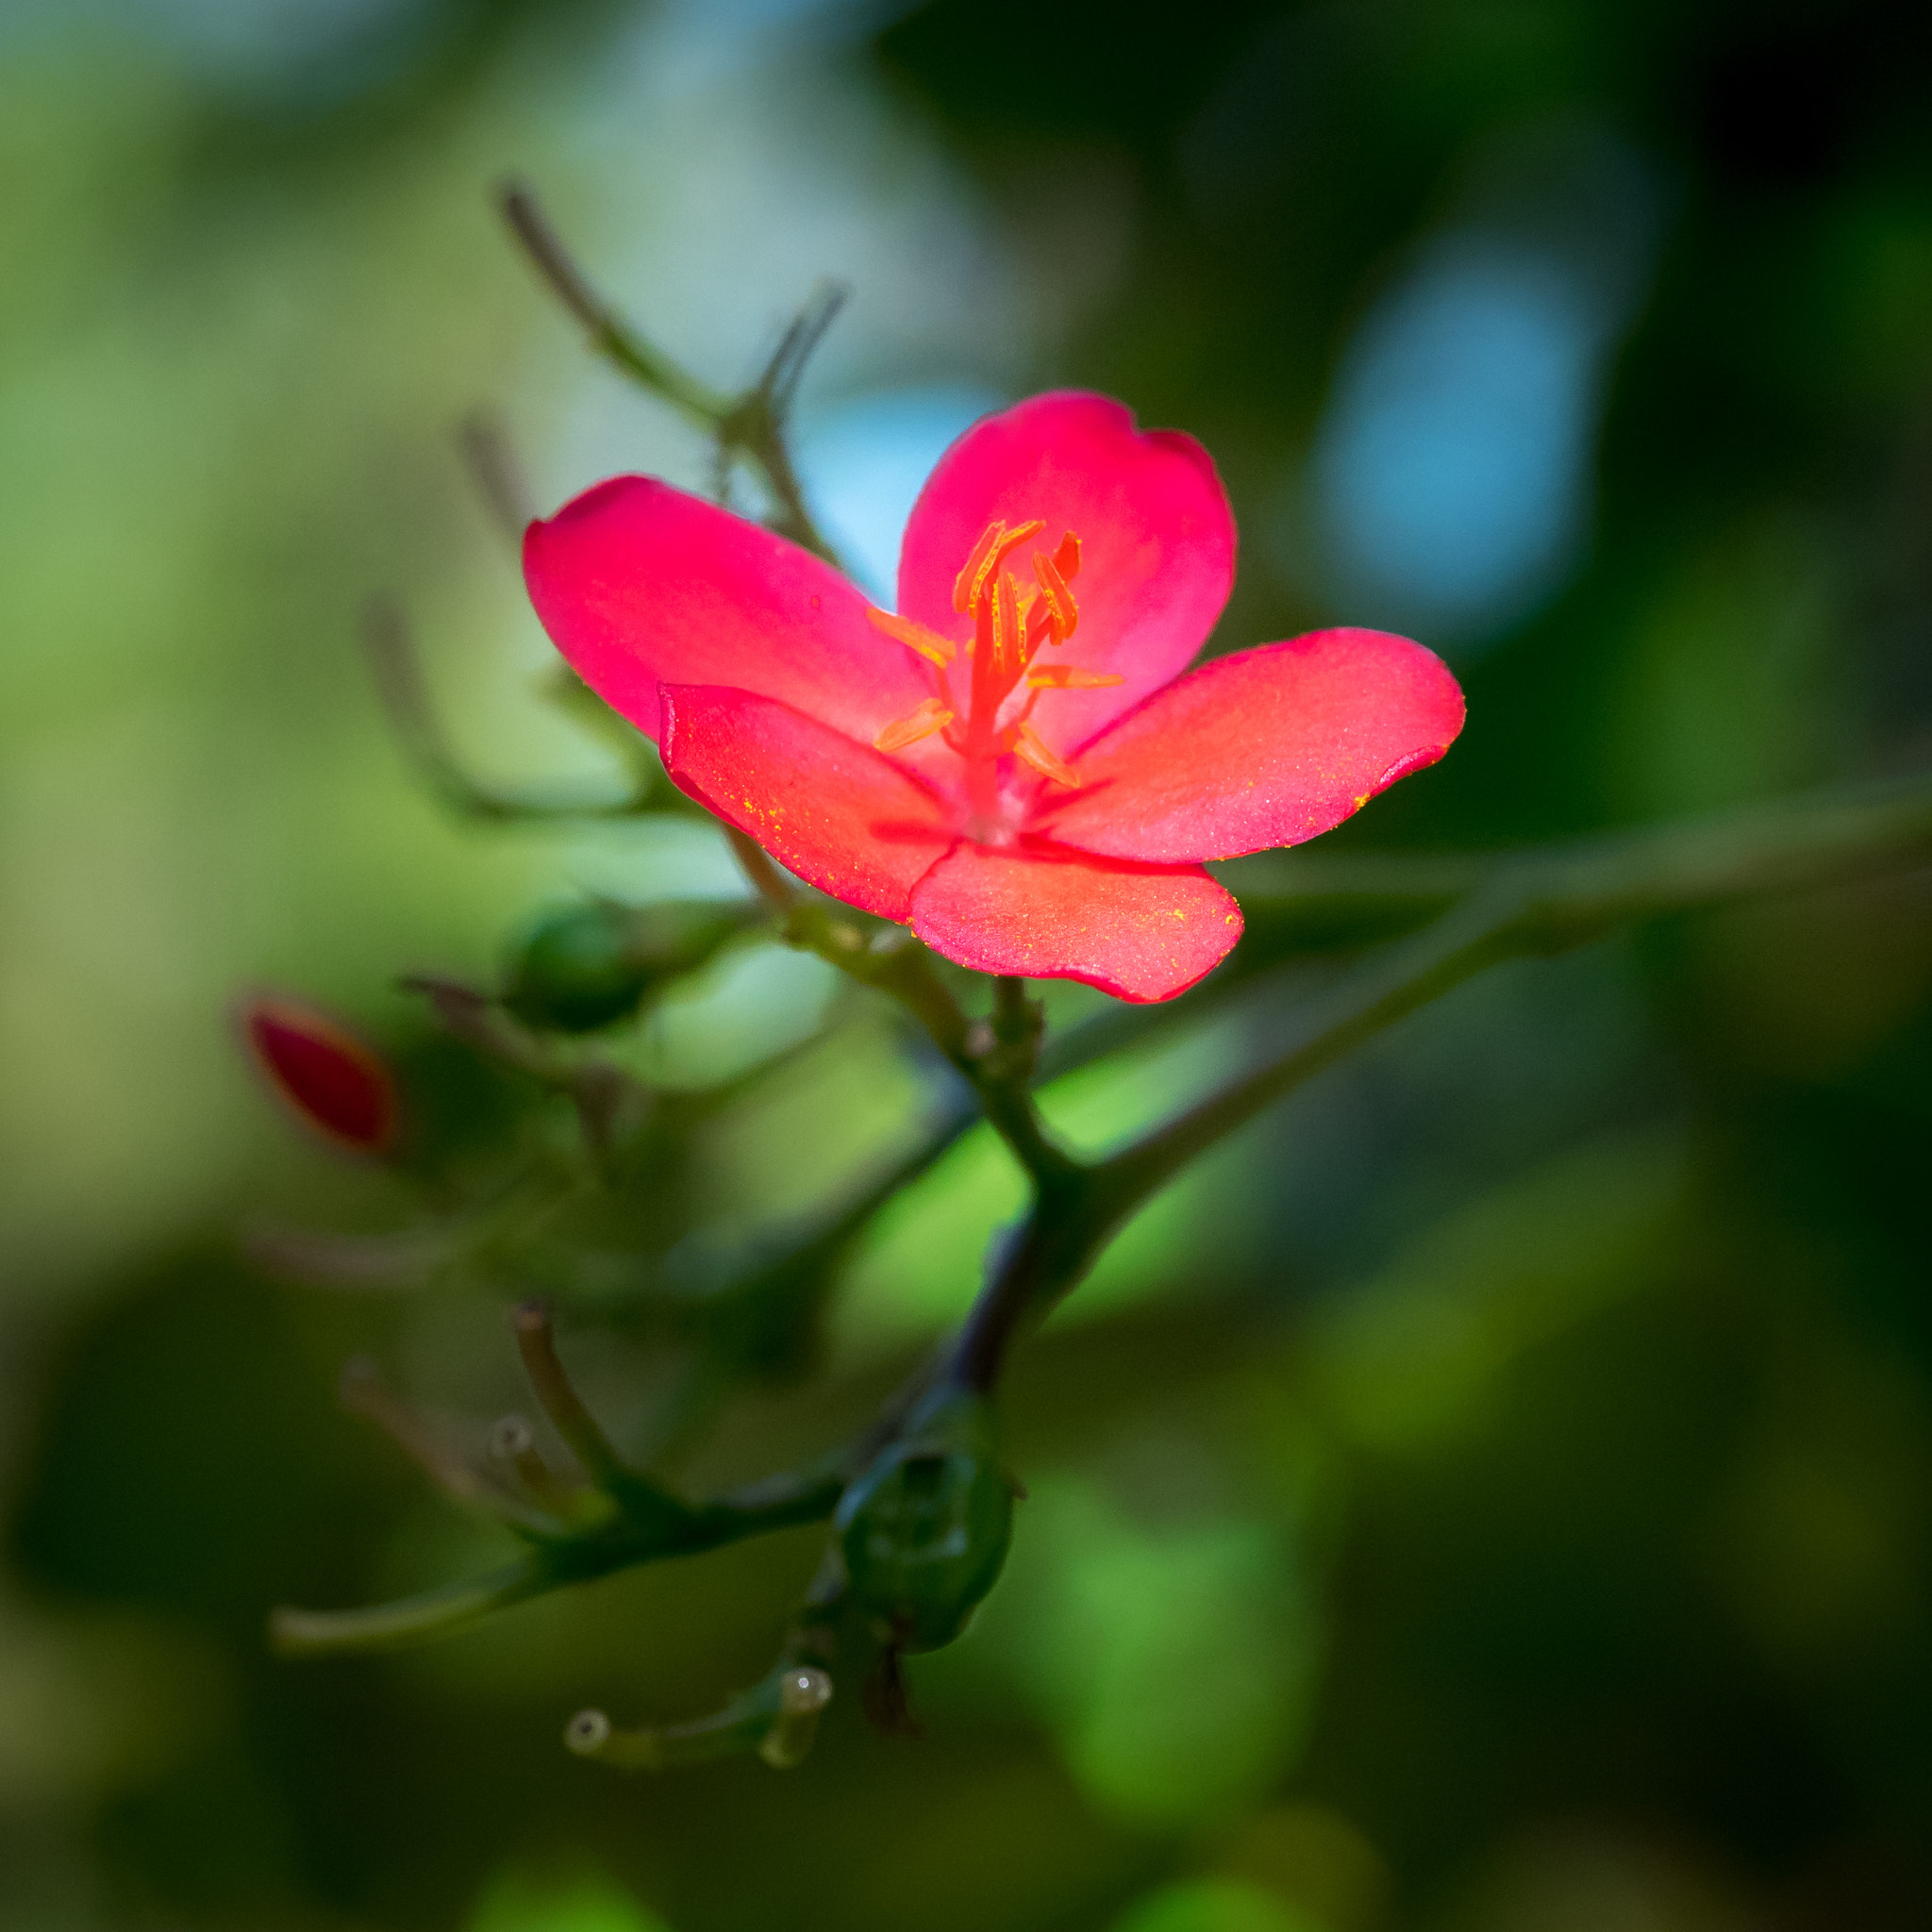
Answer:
[
  {"left": 944, "top": 767, "right": 1932, "bottom": 1391},
  {"left": 360, "top": 595, "right": 660, "bottom": 822},
  {"left": 498, "top": 180, "right": 842, "bottom": 565}
]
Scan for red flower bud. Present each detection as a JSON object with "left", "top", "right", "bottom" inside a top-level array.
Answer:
[{"left": 243, "top": 997, "right": 399, "bottom": 1155}]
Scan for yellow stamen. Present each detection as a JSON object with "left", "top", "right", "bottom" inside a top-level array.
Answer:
[
  {"left": 991, "top": 570, "right": 1021, "bottom": 673},
  {"left": 952, "top": 521, "right": 1007, "bottom": 614},
  {"left": 954, "top": 518, "right": 1045, "bottom": 617},
  {"left": 1024, "top": 664, "right": 1123, "bottom": 689},
  {"left": 1031, "top": 548, "right": 1080, "bottom": 641},
  {"left": 989, "top": 518, "right": 1043, "bottom": 573},
  {"left": 867, "top": 607, "right": 956, "bottom": 667},
  {"left": 874, "top": 697, "right": 955, "bottom": 752},
  {"left": 1013, "top": 722, "right": 1080, "bottom": 788}
]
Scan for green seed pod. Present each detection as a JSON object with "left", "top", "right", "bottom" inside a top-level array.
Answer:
[
  {"left": 504, "top": 900, "right": 747, "bottom": 1034},
  {"left": 836, "top": 1389, "right": 1013, "bottom": 1654}
]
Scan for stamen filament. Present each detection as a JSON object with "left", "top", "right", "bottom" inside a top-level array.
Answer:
[
  {"left": 1025, "top": 665, "right": 1122, "bottom": 689},
  {"left": 991, "top": 570, "right": 1022, "bottom": 675},
  {"left": 874, "top": 697, "right": 956, "bottom": 752},
  {"left": 1032, "top": 548, "right": 1079, "bottom": 641},
  {"left": 1013, "top": 723, "right": 1081, "bottom": 788},
  {"left": 952, "top": 521, "right": 1008, "bottom": 615},
  {"left": 867, "top": 608, "right": 957, "bottom": 668}
]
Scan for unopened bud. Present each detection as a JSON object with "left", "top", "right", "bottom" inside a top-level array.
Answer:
[
  {"left": 564, "top": 1708, "right": 611, "bottom": 1756},
  {"left": 836, "top": 1390, "right": 1013, "bottom": 1654},
  {"left": 504, "top": 900, "right": 746, "bottom": 1034},
  {"left": 758, "top": 1667, "right": 834, "bottom": 1770},
  {"left": 244, "top": 997, "right": 399, "bottom": 1155}
]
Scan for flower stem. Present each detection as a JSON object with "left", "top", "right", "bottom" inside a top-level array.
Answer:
[
  {"left": 497, "top": 180, "right": 842, "bottom": 566},
  {"left": 499, "top": 180, "right": 732, "bottom": 429},
  {"left": 946, "top": 766, "right": 1932, "bottom": 1390},
  {"left": 268, "top": 1457, "right": 853, "bottom": 1659},
  {"left": 360, "top": 596, "right": 663, "bottom": 822},
  {"left": 270, "top": 1557, "right": 550, "bottom": 1656}
]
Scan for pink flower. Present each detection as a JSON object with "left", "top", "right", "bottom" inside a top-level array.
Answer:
[
  {"left": 524, "top": 392, "right": 1465, "bottom": 1002},
  {"left": 245, "top": 997, "right": 399, "bottom": 1154}
]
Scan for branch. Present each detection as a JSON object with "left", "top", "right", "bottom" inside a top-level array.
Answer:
[
  {"left": 360, "top": 595, "right": 661, "bottom": 823},
  {"left": 946, "top": 767, "right": 1932, "bottom": 1390},
  {"left": 499, "top": 180, "right": 731, "bottom": 430},
  {"left": 497, "top": 180, "right": 843, "bottom": 566},
  {"left": 723, "top": 832, "right": 1076, "bottom": 1192},
  {"left": 272, "top": 1299, "right": 858, "bottom": 1658},
  {"left": 269, "top": 1445, "right": 850, "bottom": 1658},
  {"left": 271, "top": 1557, "right": 548, "bottom": 1656}
]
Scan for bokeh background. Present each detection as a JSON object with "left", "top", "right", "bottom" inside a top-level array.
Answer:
[{"left": 5, "top": 0, "right": 1932, "bottom": 1927}]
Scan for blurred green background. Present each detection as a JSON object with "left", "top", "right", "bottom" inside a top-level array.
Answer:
[{"left": 5, "top": 0, "right": 1932, "bottom": 1927}]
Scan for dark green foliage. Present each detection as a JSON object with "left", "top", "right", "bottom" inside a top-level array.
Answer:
[
  {"left": 504, "top": 900, "right": 747, "bottom": 1033},
  {"left": 837, "top": 1391, "right": 1014, "bottom": 1653}
]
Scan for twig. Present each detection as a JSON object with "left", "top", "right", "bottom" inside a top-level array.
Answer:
[
  {"left": 943, "top": 766, "right": 1932, "bottom": 1391},
  {"left": 457, "top": 408, "right": 535, "bottom": 542},
  {"left": 498, "top": 180, "right": 730, "bottom": 430},
  {"left": 496, "top": 179, "right": 843, "bottom": 565},
  {"left": 360, "top": 596, "right": 658, "bottom": 822}
]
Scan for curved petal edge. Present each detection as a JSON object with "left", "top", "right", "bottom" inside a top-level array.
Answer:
[
  {"left": 525, "top": 476, "right": 926, "bottom": 746},
  {"left": 895, "top": 391, "right": 1239, "bottom": 754},
  {"left": 908, "top": 841, "right": 1242, "bottom": 1003},
  {"left": 1038, "top": 628, "right": 1466, "bottom": 864},
  {"left": 660, "top": 685, "right": 956, "bottom": 922}
]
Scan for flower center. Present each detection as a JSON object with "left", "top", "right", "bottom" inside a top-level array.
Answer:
[{"left": 868, "top": 519, "right": 1121, "bottom": 840}]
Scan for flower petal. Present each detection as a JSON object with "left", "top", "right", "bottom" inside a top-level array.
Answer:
[
  {"left": 1035, "top": 629, "right": 1466, "bottom": 864},
  {"left": 525, "top": 476, "right": 929, "bottom": 745},
  {"left": 896, "top": 392, "right": 1236, "bottom": 755},
  {"left": 908, "top": 841, "right": 1242, "bottom": 1003},
  {"left": 659, "top": 685, "right": 957, "bottom": 921}
]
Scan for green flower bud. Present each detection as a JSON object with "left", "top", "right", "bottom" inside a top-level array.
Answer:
[
  {"left": 504, "top": 900, "right": 746, "bottom": 1034},
  {"left": 836, "top": 1389, "right": 1013, "bottom": 1654}
]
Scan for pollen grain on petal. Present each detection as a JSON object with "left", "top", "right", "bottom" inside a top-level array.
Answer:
[
  {"left": 868, "top": 606, "right": 956, "bottom": 667},
  {"left": 1013, "top": 722, "right": 1081, "bottom": 788},
  {"left": 874, "top": 697, "right": 956, "bottom": 753}
]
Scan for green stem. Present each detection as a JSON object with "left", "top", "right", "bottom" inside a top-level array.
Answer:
[
  {"left": 947, "top": 767, "right": 1932, "bottom": 1391},
  {"left": 736, "top": 846, "right": 1077, "bottom": 1193},
  {"left": 269, "top": 1557, "right": 548, "bottom": 1657},
  {"left": 361, "top": 595, "right": 660, "bottom": 822},
  {"left": 500, "top": 181, "right": 731, "bottom": 429},
  {"left": 269, "top": 1458, "right": 850, "bottom": 1660},
  {"left": 498, "top": 181, "right": 841, "bottom": 566}
]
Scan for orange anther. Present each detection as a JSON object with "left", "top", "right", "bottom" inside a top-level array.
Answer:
[
  {"left": 1053, "top": 531, "right": 1082, "bottom": 580},
  {"left": 954, "top": 518, "right": 1044, "bottom": 617},
  {"left": 874, "top": 697, "right": 956, "bottom": 753},
  {"left": 1012, "top": 722, "right": 1081, "bottom": 788},
  {"left": 991, "top": 570, "right": 1021, "bottom": 672},
  {"left": 868, "top": 607, "right": 956, "bottom": 668},
  {"left": 991, "top": 518, "right": 1044, "bottom": 565},
  {"left": 1024, "top": 664, "right": 1123, "bottom": 689},
  {"left": 1031, "top": 548, "right": 1079, "bottom": 641},
  {"left": 952, "top": 520, "right": 1008, "bottom": 614}
]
